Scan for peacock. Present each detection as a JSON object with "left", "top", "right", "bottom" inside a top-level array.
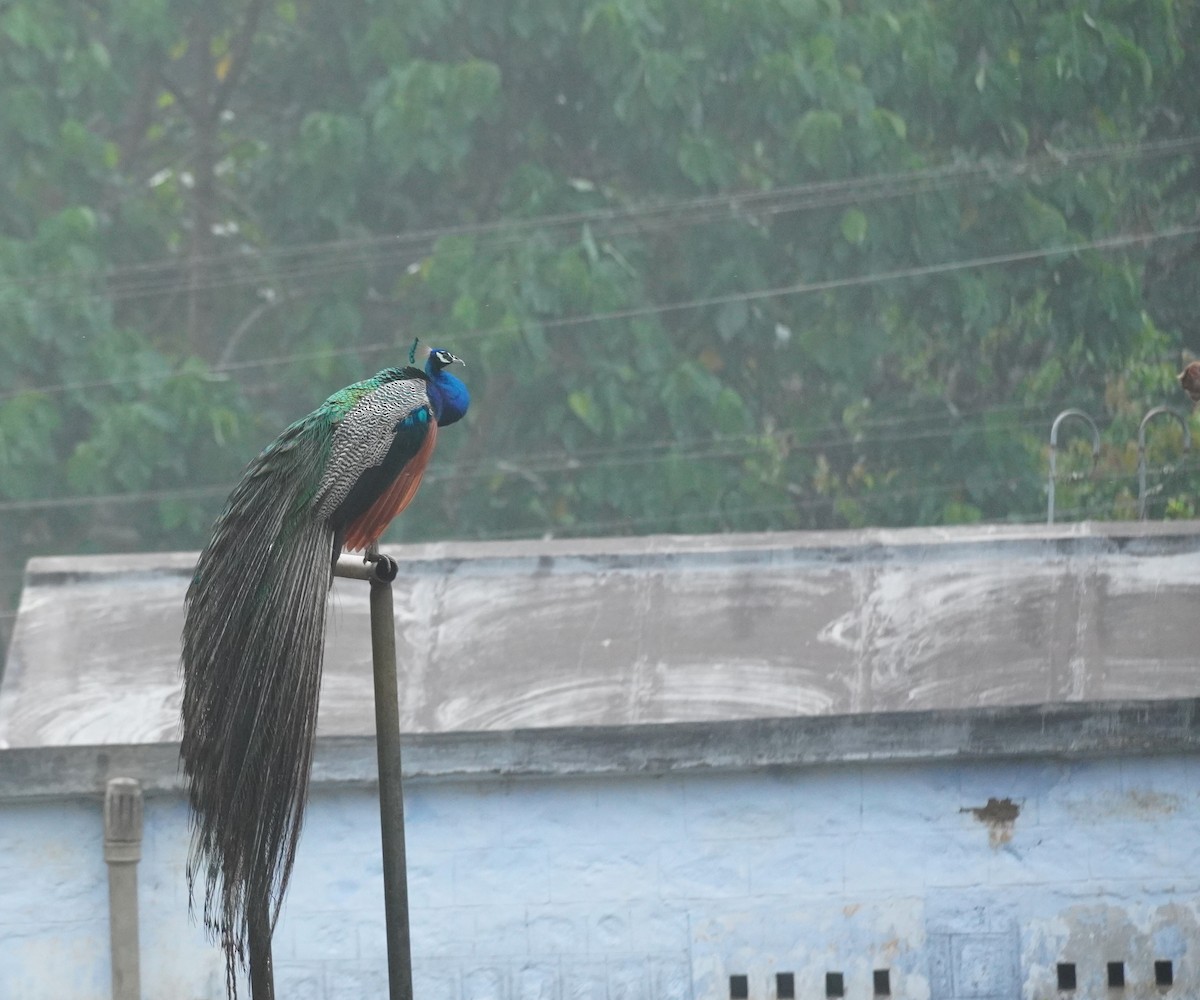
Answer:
[{"left": 180, "top": 346, "right": 469, "bottom": 999}]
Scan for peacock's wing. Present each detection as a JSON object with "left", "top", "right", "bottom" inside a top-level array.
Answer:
[{"left": 314, "top": 373, "right": 439, "bottom": 552}]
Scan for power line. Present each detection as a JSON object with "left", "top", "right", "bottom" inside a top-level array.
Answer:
[
  {"left": 99, "top": 136, "right": 1181, "bottom": 302},
  {"left": 0, "top": 411, "right": 1051, "bottom": 512},
  {"left": 425, "top": 417, "right": 1059, "bottom": 485},
  {"left": 3, "top": 220, "right": 1195, "bottom": 406},
  {"left": 0, "top": 389, "right": 1063, "bottom": 516},
  {"left": 442, "top": 464, "right": 1196, "bottom": 541},
  {"left": 438, "top": 224, "right": 1200, "bottom": 341},
  {"left": 4, "top": 406, "right": 1193, "bottom": 517},
  {"left": 0, "top": 486, "right": 231, "bottom": 513},
  {"left": 5, "top": 134, "right": 1198, "bottom": 304}
]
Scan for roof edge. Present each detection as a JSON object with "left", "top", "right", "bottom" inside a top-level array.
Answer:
[
  {"left": 19, "top": 519, "right": 1200, "bottom": 584},
  {"left": 3, "top": 697, "right": 1198, "bottom": 802}
]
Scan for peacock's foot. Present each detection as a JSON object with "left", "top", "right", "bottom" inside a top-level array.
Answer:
[{"left": 363, "top": 544, "right": 397, "bottom": 582}]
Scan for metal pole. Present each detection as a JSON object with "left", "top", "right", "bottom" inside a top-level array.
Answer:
[
  {"left": 104, "top": 778, "right": 143, "bottom": 1000},
  {"left": 247, "top": 898, "right": 275, "bottom": 1000},
  {"left": 1047, "top": 409, "right": 1101, "bottom": 524},
  {"left": 366, "top": 554, "right": 414, "bottom": 1000},
  {"left": 1137, "top": 406, "right": 1192, "bottom": 520},
  {"left": 331, "top": 553, "right": 416, "bottom": 998}
]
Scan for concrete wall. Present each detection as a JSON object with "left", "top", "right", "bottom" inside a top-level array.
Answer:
[
  {"left": 5, "top": 522, "right": 1200, "bottom": 747},
  {"left": 2, "top": 706, "right": 1200, "bottom": 1000},
  {"left": 4, "top": 524, "right": 1200, "bottom": 998}
]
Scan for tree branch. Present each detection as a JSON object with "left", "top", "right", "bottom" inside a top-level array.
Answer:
[
  {"left": 157, "top": 67, "right": 196, "bottom": 119},
  {"left": 214, "top": 0, "right": 269, "bottom": 113},
  {"left": 218, "top": 291, "right": 297, "bottom": 367}
]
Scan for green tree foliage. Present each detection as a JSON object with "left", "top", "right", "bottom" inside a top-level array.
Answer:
[{"left": 1, "top": 0, "right": 1199, "bottom": 642}]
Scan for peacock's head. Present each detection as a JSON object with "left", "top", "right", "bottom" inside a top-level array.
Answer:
[
  {"left": 426, "top": 347, "right": 465, "bottom": 372},
  {"left": 425, "top": 346, "right": 470, "bottom": 426}
]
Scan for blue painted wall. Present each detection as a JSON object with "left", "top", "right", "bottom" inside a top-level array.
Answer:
[{"left": 2, "top": 754, "right": 1198, "bottom": 999}]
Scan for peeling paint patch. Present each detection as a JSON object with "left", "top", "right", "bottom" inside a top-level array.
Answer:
[
  {"left": 1124, "top": 789, "right": 1180, "bottom": 816},
  {"left": 1023, "top": 902, "right": 1200, "bottom": 999},
  {"left": 1064, "top": 788, "right": 1182, "bottom": 821},
  {"left": 962, "top": 797, "right": 1020, "bottom": 847}
]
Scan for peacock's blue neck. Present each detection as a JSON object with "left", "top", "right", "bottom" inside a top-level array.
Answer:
[{"left": 426, "top": 367, "right": 470, "bottom": 426}]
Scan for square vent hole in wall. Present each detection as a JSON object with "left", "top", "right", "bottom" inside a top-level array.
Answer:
[
  {"left": 873, "top": 969, "right": 891, "bottom": 996},
  {"left": 776, "top": 972, "right": 795, "bottom": 999},
  {"left": 1155, "top": 960, "right": 1173, "bottom": 987},
  {"left": 730, "top": 974, "right": 749, "bottom": 1000},
  {"left": 1108, "top": 961, "right": 1125, "bottom": 989},
  {"left": 825, "top": 972, "right": 845, "bottom": 998},
  {"left": 1057, "top": 963, "right": 1077, "bottom": 991}
]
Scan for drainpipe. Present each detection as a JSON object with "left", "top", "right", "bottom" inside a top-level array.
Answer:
[{"left": 104, "top": 777, "right": 143, "bottom": 1000}]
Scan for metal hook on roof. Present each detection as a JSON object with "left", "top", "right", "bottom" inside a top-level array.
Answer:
[
  {"left": 1137, "top": 406, "right": 1192, "bottom": 520},
  {"left": 1047, "top": 409, "right": 1101, "bottom": 524}
]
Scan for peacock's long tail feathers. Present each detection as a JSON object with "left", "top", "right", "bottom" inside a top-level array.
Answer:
[{"left": 181, "top": 417, "right": 335, "bottom": 999}]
